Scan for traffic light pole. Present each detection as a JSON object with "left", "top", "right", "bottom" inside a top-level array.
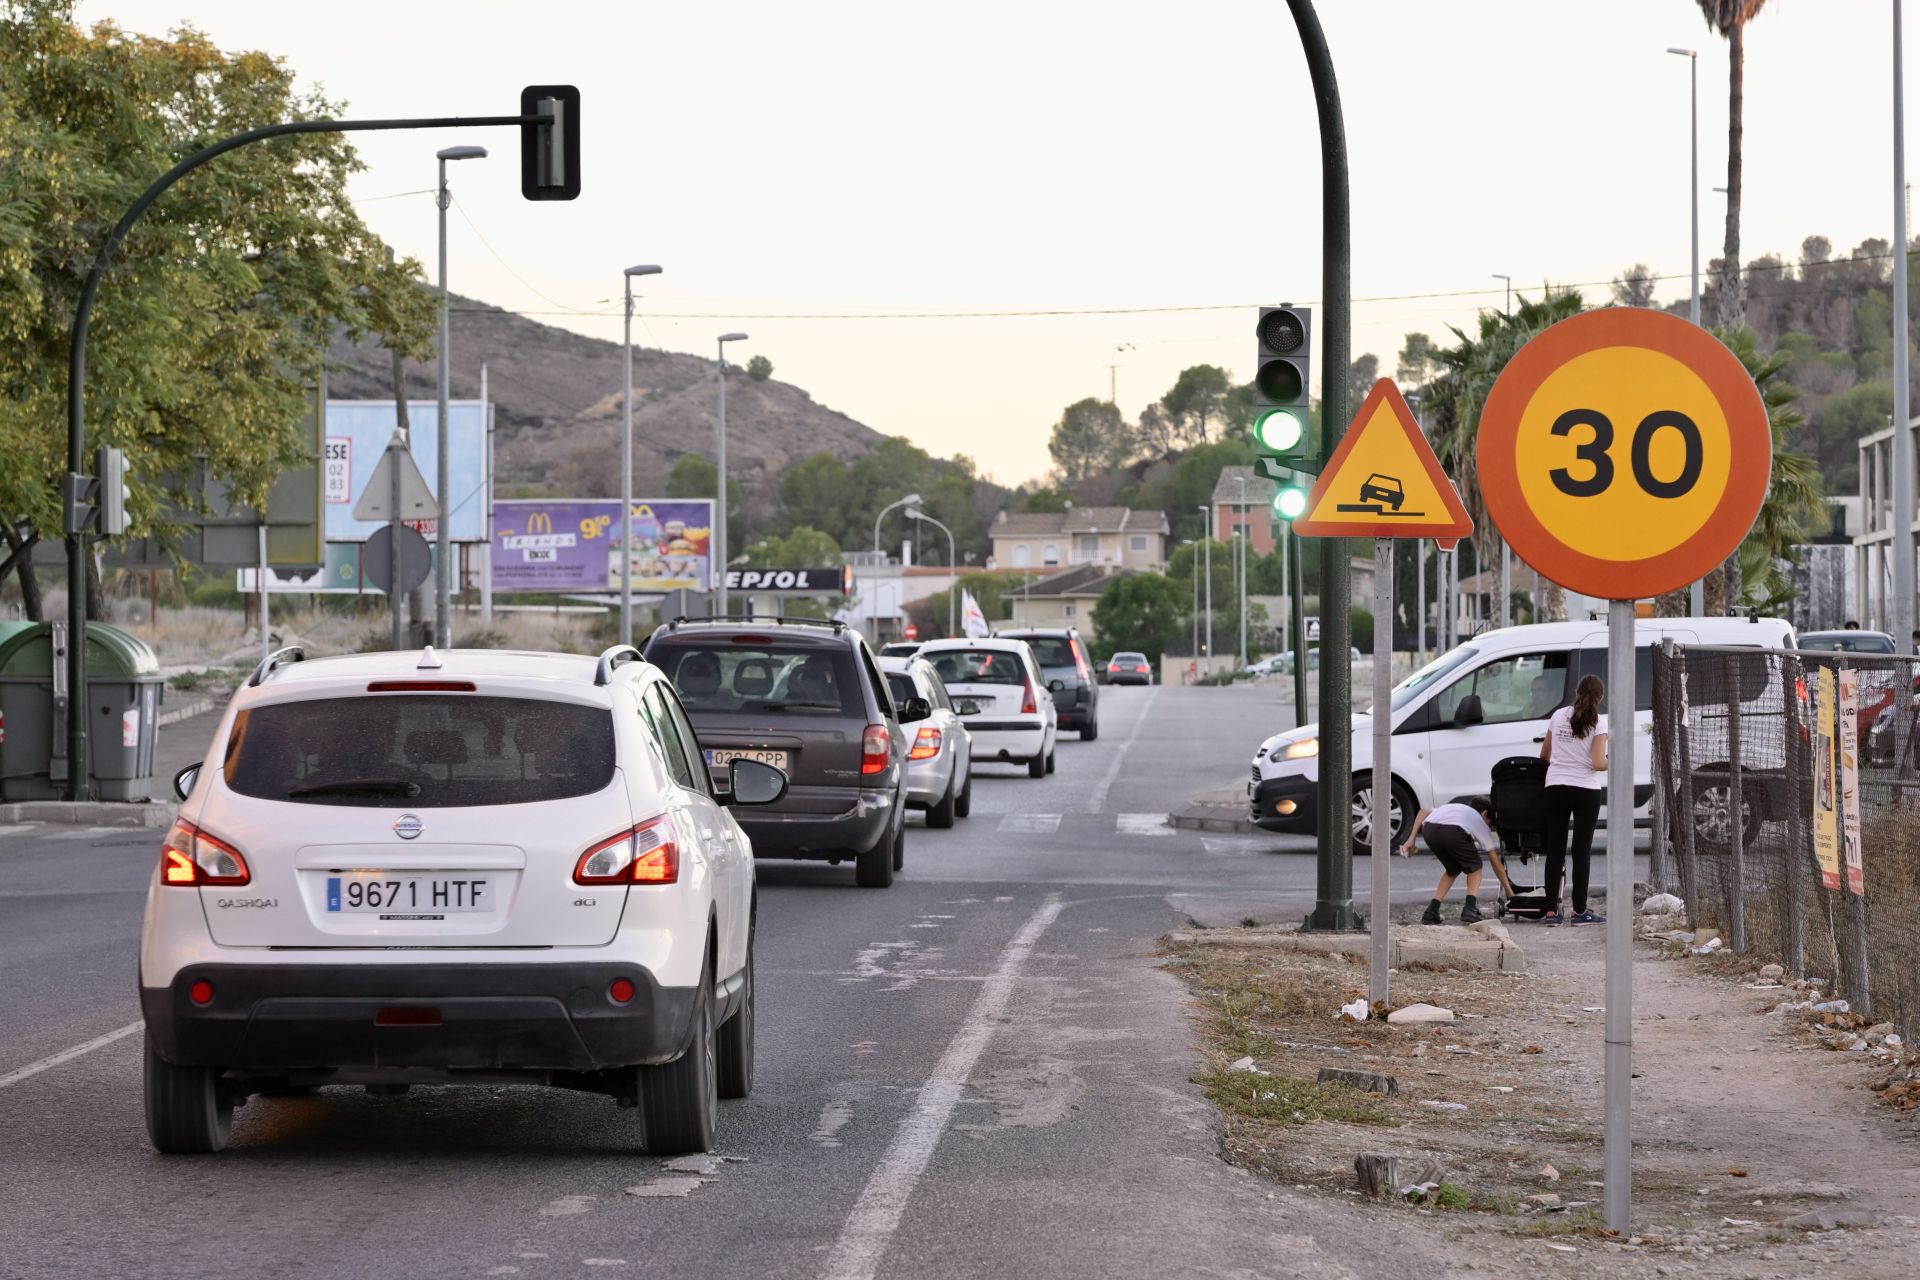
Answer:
[
  {"left": 1288, "top": 0, "right": 1359, "bottom": 931},
  {"left": 63, "top": 109, "right": 551, "bottom": 800}
]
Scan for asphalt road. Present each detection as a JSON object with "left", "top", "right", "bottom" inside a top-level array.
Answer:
[{"left": 0, "top": 682, "right": 1636, "bottom": 1280}]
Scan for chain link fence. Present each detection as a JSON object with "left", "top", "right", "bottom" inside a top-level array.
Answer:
[{"left": 1651, "top": 642, "right": 1920, "bottom": 1039}]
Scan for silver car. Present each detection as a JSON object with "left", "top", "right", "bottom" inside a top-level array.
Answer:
[{"left": 881, "top": 656, "right": 973, "bottom": 827}]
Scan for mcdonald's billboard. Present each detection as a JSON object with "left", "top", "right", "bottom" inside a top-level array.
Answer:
[{"left": 491, "top": 498, "right": 713, "bottom": 593}]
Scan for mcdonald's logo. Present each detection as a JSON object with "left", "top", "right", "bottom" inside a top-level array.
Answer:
[{"left": 526, "top": 511, "right": 555, "bottom": 535}]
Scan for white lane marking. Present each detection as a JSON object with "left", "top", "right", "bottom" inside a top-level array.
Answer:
[
  {"left": 1201, "top": 835, "right": 1261, "bottom": 857},
  {"left": 0, "top": 823, "right": 38, "bottom": 838},
  {"left": 1084, "top": 686, "right": 1160, "bottom": 815},
  {"left": 1115, "top": 813, "right": 1173, "bottom": 836},
  {"left": 813, "top": 1100, "right": 854, "bottom": 1147},
  {"left": 821, "top": 894, "right": 1063, "bottom": 1280},
  {"left": 997, "top": 814, "right": 1059, "bottom": 834},
  {"left": 0, "top": 1021, "right": 141, "bottom": 1090},
  {"left": 539, "top": 1195, "right": 596, "bottom": 1217},
  {"left": 623, "top": 1178, "right": 705, "bottom": 1199}
]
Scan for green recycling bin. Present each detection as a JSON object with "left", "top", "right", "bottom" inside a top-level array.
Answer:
[{"left": 0, "top": 622, "right": 164, "bottom": 802}]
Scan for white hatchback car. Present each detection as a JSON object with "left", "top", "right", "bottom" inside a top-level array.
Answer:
[
  {"left": 139, "top": 644, "right": 783, "bottom": 1156},
  {"left": 919, "top": 638, "right": 1058, "bottom": 778}
]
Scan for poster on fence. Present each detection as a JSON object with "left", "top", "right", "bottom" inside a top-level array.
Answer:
[
  {"left": 1838, "top": 669, "right": 1865, "bottom": 897},
  {"left": 1813, "top": 666, "right": 1842, "bottom": 890}
]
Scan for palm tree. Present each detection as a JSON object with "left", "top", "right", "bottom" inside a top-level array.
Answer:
[
  {"left": 1696, "top": 1, "right": 1772, "bottom": 331},
  {"left": 1722, "top": 328, "right": 1825, "bottom": 612}
]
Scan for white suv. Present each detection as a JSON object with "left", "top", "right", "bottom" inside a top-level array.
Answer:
[{"left": 139, "top": 644, "right": 783, "bottom": 1156}]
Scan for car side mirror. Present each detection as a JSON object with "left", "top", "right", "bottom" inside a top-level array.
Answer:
[
  {"left": 173, "top": 763, "right": 201, "bottom": 802},
  {"left": 1453, "top": 695, "right": 1485, "bottom": 728},
  {"left": 956, "top": 699, "right": 981, "bottom": 716},
  {"left": 1047, "top": 678, "right": 1065, "bottom": 692},
  {"left": 897, "top": 696, "right": 932, "bottom": 724},
  {"left": 724, "top": 758, "right": 788, "bottom": 807}
]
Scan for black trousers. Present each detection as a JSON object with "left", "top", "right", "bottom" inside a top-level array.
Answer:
[{"left": 1544, "top": 784, "right": 1603, "bottom": 912}]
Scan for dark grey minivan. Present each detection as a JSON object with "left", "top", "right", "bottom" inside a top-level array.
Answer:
[
  {"left": 998, "top": 628, "right": 1098, "bottom": 740},
  {"left": 645, "top": 618, "right": 927, "bottom": 888}
]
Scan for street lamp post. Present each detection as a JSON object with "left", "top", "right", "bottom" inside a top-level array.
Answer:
[
  {"left": 1670, "top": 45, "right": 1705, "bottom": 616},
  {"left": 715, "top": 332, "right": 749, "bottom": 617},
  {"left": 619, "top": 264, "right": 663, "bottom": 647},
  {"left": 435, "top": 144, "right": 488, "bottom": 648},
  {"left": 908, "top": 507, "right": 956, "bottom": 636},
  {"left": 871, "top": 492, "right": 923, "bottom": 639},
  {"left": 1491, "top": 274, "right": 1513, "bottom": 629},
  {"left": 1198, "top": 504, "right": 1212, "bottom": 664}
]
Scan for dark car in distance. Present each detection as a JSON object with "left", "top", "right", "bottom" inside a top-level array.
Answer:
[
  {"left": 644, "top": 617, "right": 929, "bottom": 888},
  {"left": 998, "top": 628, "right": 1099, "bottom": 740}
]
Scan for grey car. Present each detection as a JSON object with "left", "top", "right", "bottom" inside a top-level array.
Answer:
[
  {"left": 881, "top": 655, "right": 973, "bottom": 827},
  {"left": 998, "top": 628, "right": 1099, "bottom": 739}
]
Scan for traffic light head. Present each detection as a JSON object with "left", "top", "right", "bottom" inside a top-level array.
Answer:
[
  {"left": 1254, "top": 305, "right": 1312, "bottom": 467},
  {"left": 521, "top": 85, "right": 581, "bottom": 200},
  {"left": 1272, "top": 485, "right": 1307, "bottom": 521}
]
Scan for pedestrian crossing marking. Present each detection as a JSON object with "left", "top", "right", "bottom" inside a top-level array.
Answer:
[
  {"left": 1115, "top": 813, "right": 1174, "bottom": 836},
  {"left": 998, "top": 814, "right": 1061, "bottom": 834}
]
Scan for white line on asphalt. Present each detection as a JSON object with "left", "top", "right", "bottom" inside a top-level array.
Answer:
[
  {"left": 0, "top": 1021, "right": 141, "bottom": 1090},
  {"left": 996, "top": 813, "right": 1060, "bottom": 834},
  {"left": 1115, "top": 813, "right": 1173, "bottom": 836},
  {"left": 821, "top": 894, "right": 1063, "bottom": 1280},
  {"left": 1084, "top": 685, "right": 1159, "bottom": 815}
]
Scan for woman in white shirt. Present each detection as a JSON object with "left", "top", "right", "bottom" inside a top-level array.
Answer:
[{"left": 1540, "top": 674, "right": 1608, "bottom": 925}]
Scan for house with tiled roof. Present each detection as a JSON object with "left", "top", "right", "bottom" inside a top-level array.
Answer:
[
  {"left": 1003, "top": 562, "right": 1125, "bottom": 638},
  {"left": 988, "top": 506, "right": 1170, "bottom": 573},
  {"left": 1211, "top": 465, "right": 1280, "bottom": 555}
]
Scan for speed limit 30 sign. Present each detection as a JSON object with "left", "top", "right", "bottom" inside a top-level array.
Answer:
[{"left": 1477, "top": 308, "right": 1771, "bottom": 601}]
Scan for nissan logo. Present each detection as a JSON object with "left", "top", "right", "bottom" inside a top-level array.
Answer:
[{"left": 393, "top": 813, "right": 424, "bottom": 840}]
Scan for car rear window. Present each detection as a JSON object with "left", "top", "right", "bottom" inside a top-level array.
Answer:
[
  {"left": 927, "top": 648, "right": 1026, "bottom": 686},
  {"left": 1014, "top": 636, "right": 1076, "bottom": 668},
  {"left": 650, "top": 641, "right": 864, "bottom": 716},
  {"left": 223, "top": 695, "right": 615, "bottom": 807}
]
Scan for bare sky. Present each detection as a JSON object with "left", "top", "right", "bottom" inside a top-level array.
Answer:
[{"left": 81, "top": 0, "right": 1913, "bottom": 488}]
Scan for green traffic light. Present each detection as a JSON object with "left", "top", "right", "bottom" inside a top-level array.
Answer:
[
  {"left": 1273, "top": 487, "right": 1307, "bottom": 520},
  {"left": 1256, "top": 408, "right": 1305, "bottom": 453}
]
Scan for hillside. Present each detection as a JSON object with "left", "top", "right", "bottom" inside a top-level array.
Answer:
[{"left": 326, "top": 294, "right": 890, "bottom": 498}]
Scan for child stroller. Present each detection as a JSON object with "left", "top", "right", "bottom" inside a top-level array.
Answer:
[{"left": 1488, "top": 755, "right": 1549, "bottom": 920}]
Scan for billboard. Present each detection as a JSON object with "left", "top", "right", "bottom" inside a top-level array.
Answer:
[
  {"left": 325, "top": 400, "right": 488, "bottom": 542},
  {"left": 492, "top": 499, "right": 713, "bottom": 593}
]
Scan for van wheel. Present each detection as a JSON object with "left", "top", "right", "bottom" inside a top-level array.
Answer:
[
  {"left": 856, "top": 825, "right": 896, "bottom": 888},
  {"left": 716, "top": 934, "right": 754, "bottom": 1100},
  {"left": 1081, "top": 717, "right": 1098, "bottom": 741},
  {"left": 1349, "top": 772, "right": 1415, "bottom": 860},
  {"left": 1684, "top": 774, "right": 1764, "bottom": 852},
  {"left": 144, "top": 1039, "right": 232, "bottom": 1154},
  {"left": 639, "top": 955, "right": 717, "bottom": 1154},
  {"left": 927, "top": 775, "right": 958, "bottom": 829},
  {"left": 954, "top": 773, "right": 973, "bottom": 818}
]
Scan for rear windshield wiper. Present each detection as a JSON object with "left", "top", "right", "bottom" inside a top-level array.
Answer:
[{"left": 286, "top": 778, "right": 422, "bottom": 799}]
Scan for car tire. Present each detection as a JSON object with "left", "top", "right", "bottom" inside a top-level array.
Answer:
[
  {"left": 639, "top": 953, "right": 718, "bottom": 1154},
  {"left": 954, "top": 772, "right": 973, "bottom": 818},
  {"left": 927, "top": 774, "right": 958, "bottom": 828},
  {"left": 1349, "top": 771, "right": 1416, "bottom": 860},
  {"left": 144, "top": 1038, "right": 232, "bottom": 1155},
  {"left": 1081, "top": 717, "right": 1098, "bottom": 741},
  {"left": 856, "top": 825, "right": 896, "bottom": 888},
  {"left": 891, "top": 818, "right": 906, "bottom": 871},
  {"left": 716, "top": 932, "right": 754, "bottom": 1101},
  {"left": 1027, "top": 752, "right": 1047, "bottom": 779},
  {"left": 1045, "top": 746, "right": 1056, "bottom": 775}
]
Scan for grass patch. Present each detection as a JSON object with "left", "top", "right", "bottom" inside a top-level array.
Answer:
[
  {"left": 169, "top": 670, "right": 205, "bottom": 692},
  {"left": 1194, "top": 1063, "right": 1389, "bottom": 1127}
]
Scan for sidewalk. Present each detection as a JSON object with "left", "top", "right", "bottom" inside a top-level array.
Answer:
[{"left": 1168, "top": 784, "right": 1255, "bottom": 834}]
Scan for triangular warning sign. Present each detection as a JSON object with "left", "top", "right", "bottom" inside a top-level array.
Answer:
[
  {"left": 1292, "top": 379, "right": 1473, "bottom": 540},
  {"left": 352, "top": 432, "right": 441, "bottom": 522}
]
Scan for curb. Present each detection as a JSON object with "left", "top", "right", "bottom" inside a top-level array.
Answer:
[
  {"left": 0, "top": 800, "right": 176, "bottom": 828},
  {"left": 157, "top": 697, "right": 218, "bottom": 728},
  {"left": 1168, "top": 805, "right": 1256, "bottom": 835}
]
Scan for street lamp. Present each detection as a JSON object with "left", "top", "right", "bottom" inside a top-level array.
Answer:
[
  {"left": 1492, "top": 272, "right": 1511, "bottom": 317},
  {"left": 907, "top": 507, "right": 955, "bottom": 636},
  {"left": 1670, "top": 45, "right": 1704, "bottom": 617},
  {"left": 715, "top": 332, "right": 749, "bottom": 616},
  {"left": 619, "top": 264, "right": 664, "bottom": 647},
  {"left": 871, "top": 492, "right": 922, "bottom": 641},
  {"left": 435, "top": 144, "right": 487, "bottom": 649},
  {"left": 1197, "top": 503, "right": 1212, "bottom": 661}
]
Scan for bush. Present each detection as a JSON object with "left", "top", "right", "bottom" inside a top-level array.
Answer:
[
  {"left": 746, "top": 354, "right": 773, "bottom": 382},
  {"left": 1349, "top": 608, "right": 1374, "bottom": 652}
]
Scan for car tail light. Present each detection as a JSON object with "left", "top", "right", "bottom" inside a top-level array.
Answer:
[
  {"left": 159, "top": 819, "right": 250, "bottom": 887},
  {"left": 574, "top": 814, "right": 680, "bottom": 885},
  {"left": 909, "top": 727, "right": 942, "bottom": 760},
  {"left": 861, "top": 724, "right": 891, "bottom": 774},
  {"left": 366, "top": 680, "right": 477, "bottom": 692},
  {"left": 1073, "top": 642, "right": 1092, "bottom": 684},
  {"left": 1020, "top": 682, "right": 1038, "bottom": 715}
]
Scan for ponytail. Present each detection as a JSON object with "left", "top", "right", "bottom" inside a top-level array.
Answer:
[{"left": 1569, "top": 675, "right": 1604, "bottom": 739}]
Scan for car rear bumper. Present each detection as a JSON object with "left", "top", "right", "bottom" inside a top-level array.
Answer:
[
  {"left": 734, "top": 788, "right": 895, "bottom": 858},
  {"left": 903, "top": 753, "right": 955, "bottom": 808},
  {"left": 1250, "top": 774, "right": 1317, "bottom": 833},
  {"left": 141, "top": 960, "right": 702, "bottom": 1072},
  {"left": 968, "top": 724, "right": 1047, "bottom": 762}
]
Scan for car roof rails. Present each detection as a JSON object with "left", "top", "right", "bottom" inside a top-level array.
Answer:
[
  {"left": 248, "top": 645, "right": 304, "bottom": 687},
  {"left": 593, "top": 644, "right": 646, "bottom": 686},
  {"left": 667, "top": 613, "right": 846, "bottom": 633}
]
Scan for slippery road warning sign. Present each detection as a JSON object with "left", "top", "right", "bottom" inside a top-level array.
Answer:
[{"left": 1293, "top": 379, "right": 1473, "bottom": 540}]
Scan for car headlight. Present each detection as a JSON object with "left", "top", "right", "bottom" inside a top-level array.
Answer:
[{"left": 1281, "top": 737, "right": 1319, "bottom": 760}]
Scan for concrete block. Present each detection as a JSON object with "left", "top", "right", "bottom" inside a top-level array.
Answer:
[{"left": 1317, "top": 1068, "right": 1400, "bottom": 1095}]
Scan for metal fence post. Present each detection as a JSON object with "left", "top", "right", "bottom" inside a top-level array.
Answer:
[
  {"left": 1727, "top": 665, "right": 1746, "bottom": 954},
  {"left": 1675, "top": 660, "right": 1700, "bottom": 926},
  {"left": 1781, "top": 653, "right": 1807, "bottom": 979}
]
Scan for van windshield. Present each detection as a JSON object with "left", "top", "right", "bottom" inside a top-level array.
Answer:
[{"left": 1390, "top": 645, "right": 1478, "bottom": 711}]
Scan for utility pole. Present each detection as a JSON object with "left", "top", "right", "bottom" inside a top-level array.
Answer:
[
  {"left": 1198, "top": 504, "right": 1213, "bottom": 663},
  {"left": 387, "top": 349, "right": 408, "bottom": 650},
  {"left": 1893, "top": 0, "right": 1915, "bottom": 658}
]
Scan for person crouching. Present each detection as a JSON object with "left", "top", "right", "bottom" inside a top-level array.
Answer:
[{"left": 1400, "top": 795, "right": 1509, "bottom": 925}]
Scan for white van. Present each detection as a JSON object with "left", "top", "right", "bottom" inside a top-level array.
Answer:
[{"left": 1249, "top": 615, "right": 1794, "bottom": 854}]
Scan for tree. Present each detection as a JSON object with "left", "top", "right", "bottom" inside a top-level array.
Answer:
[
  {"left": 0, "top": 1, "right": 435, "bottom": 615},
  {"left": 1048, "top": 398, "right": 1129, "bottom": 483},
  {"left": 778, "top": 452, "right": 859, "bottom": 545},
  {"left": 1697, "top": 1, "right": 1772, "bottom": 330},
  {"left": 746, "top": 354, "right": 773, "bottom": 382},
  {"left": 1721, "top": 326, "right": 1826, "bottom": 613},
  {"left": 1348, "top": 353, "right": 1380, "bottom": 406},
  {"left": 741, "top": 526, "right": 840, "bottom": 569},
  {"left": 1162, "top": 365, "right": 1232, "bottom": 445},
  {"left": 665, "top": 452, "right": 746, "bottom": 547},
  {"left": 1134, "top": 403, "right": 1180, "bottom": 459},
  {"left": 1090, "top": 573, "right": 1186, "bottom": 664},
  {"left": 1024, "top": 486, "right": 1069, "bottom": 513},
  {"left": 1610, "top": 263, "right": 1659, "bottom": 307},
  {"left": 1396, "top": 333, "right": 1438, "bottom": 386}
]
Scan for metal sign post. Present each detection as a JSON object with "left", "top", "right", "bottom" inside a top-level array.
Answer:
[
  {"left": 1370, "top": 539, "right": 1393, "bottom": 1002},
  {"left": 1602, "top": 598, "right": 1635, "bottom": 1228}
]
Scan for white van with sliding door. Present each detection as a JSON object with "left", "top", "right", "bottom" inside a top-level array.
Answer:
[{"left": 1249, "top": 615, "right": 1794, "bottom": 855}]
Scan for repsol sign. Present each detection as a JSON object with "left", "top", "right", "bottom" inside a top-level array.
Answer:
[{"left": 725, "top": 567, "right": 851, "bottom": 594}]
